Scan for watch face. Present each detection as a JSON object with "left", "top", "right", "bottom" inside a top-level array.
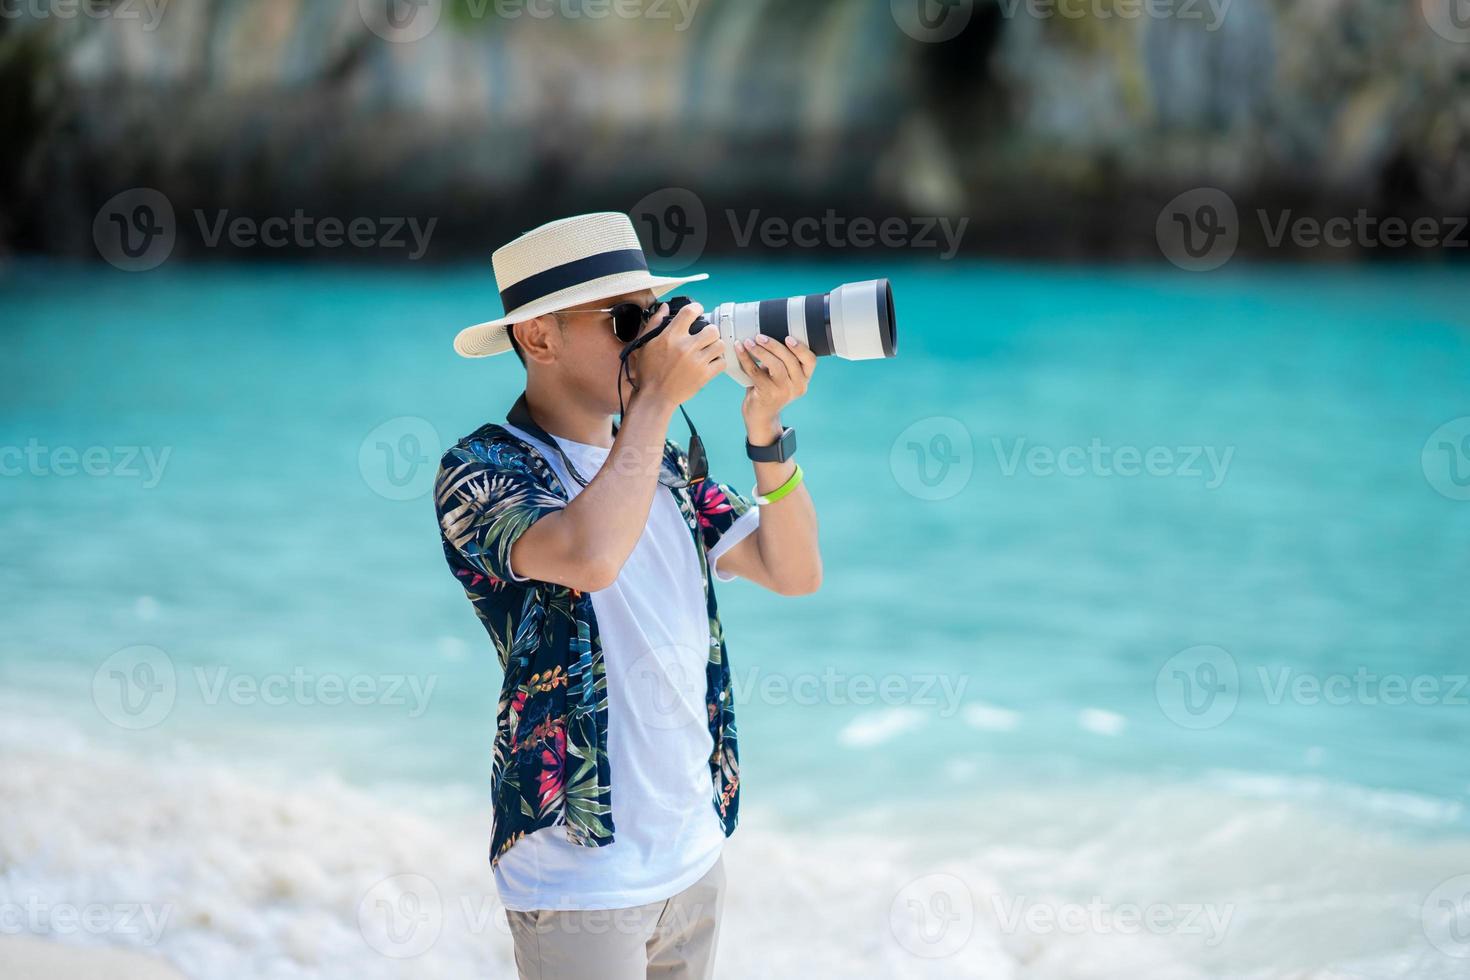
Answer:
[
  {"left": 748, "top": 427, "right": 794, "bottom": 461},
  {"left": 773, "top": 427, "right": 795, "bottom": 461}
]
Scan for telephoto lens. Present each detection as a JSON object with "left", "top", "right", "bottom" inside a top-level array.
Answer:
[{"left": 670, "top": 279, "right": 897, "bottom": 386}]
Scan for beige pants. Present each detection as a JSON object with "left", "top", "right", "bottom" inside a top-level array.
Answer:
[{"left": 505, "top": 857, "right": 726, "bottom": 980}]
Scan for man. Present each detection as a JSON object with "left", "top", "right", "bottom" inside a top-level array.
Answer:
[{"left": 434, "top": 212, "right": 822, "bottom": 979}]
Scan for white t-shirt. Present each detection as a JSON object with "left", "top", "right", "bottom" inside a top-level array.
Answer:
[{"left": 494, "top": 424, "right": 759, "bottom": 911}]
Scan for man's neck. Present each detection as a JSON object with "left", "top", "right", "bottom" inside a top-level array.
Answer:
[{"left": 521, "top": 380, "right": 616, "bottom": 449}]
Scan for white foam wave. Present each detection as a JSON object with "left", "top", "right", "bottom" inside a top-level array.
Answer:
[
  {"left": 1076, "top": 708, "right": 1127, "bottom": 737},
  {"left": 837, "top": 707, "right": 926, "bottom": 747},
  {"left": 963, "top": 702, "right": 1022, "bottom": 732},
  {"left": 2, "top": 712, "right": 1468, "bottom": 979}
]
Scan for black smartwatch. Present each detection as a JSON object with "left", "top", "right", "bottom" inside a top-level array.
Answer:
[{"left": 746, "top": 426, "right": 797, "bottom": 463}]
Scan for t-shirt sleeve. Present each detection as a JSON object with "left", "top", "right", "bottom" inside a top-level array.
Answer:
[
  {"left": 436, "top": 446, "right": 566, "bottom": 587},
  {"left": 691, "top": 477, "right": 761, "bottom": 583}
]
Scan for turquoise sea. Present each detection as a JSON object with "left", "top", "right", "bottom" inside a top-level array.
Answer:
[{"left": 3, "top": 259, "right": 1469, "bottom": 978}]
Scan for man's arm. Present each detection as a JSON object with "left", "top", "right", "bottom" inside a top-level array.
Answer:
[
  {"left": 509, "top": 305, "right": 724, "bottom": 592},
  {"left": 713, "top": 333, "right": 822, "bottom": 596}
]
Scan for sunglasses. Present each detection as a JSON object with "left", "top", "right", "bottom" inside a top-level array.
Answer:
[{"left": 561, "top": 299, "right": 665, "bottom": 344}]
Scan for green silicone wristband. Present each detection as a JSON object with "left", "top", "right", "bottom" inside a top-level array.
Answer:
[{"left": 751, "top": 463, "right": 804, "bottom": 506}]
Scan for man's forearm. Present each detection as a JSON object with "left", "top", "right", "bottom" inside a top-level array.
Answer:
[
  {"left": 564, "top": 389, "right": 677, "bottom": 570},
  {"left": 746, "top": 415, "right": 822, "bottom": 594},
  {"left": 509, "top": 390, "right": 674, "bottom": 590}
]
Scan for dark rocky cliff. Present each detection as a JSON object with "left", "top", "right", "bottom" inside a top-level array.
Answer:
[{"left": 2, "top": 0, "right": 1467, "bottom": 260}]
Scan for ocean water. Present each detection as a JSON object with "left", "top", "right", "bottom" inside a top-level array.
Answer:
[{"left": 2, "top": 259, "right": 1469, "bottom": 979}]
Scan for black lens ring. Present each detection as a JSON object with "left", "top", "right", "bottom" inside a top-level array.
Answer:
[
  {"left": 875, "top": 279, "right": 896, "bottom": 357},
  {"left": 803, "top": 293, "right": 831, "bottom": 356}
]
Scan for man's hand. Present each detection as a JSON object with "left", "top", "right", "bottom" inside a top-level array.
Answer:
[
  {"left": 632, "top": 302, "right": 725, "bottom": 408},
  {"left": 735, "top": 334, "right": 817, "bottom": 439}
]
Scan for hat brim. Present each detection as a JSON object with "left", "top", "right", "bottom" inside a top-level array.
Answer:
[{"left": 454, "top": 270, "right": 710, "bottom": 358}]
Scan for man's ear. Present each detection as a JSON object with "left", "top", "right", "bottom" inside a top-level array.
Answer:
[{"left": 511, "top": 315, "right": 561, "bottom": 365}]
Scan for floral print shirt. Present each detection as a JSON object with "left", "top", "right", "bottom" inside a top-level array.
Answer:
[{"left": 434, "top": 422, "right": 753, "bottom": 866}]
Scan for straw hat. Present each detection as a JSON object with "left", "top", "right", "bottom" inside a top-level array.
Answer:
[{"left": 454, "top": 212, "right": 709, "bottom": 358}]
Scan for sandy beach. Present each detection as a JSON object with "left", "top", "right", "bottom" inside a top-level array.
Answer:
[{"left": 0, "top": 936, "right": 186, "bottom": 980}]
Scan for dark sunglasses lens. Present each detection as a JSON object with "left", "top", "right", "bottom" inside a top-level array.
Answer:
[
  {"left": 610, "top": 304, "right": 643, "bottom": 343},
  {"left": 687, "top": 437, "right": 709, "bottom": 482}
]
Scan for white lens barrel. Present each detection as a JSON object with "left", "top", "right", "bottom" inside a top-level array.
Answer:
[
  {"left": 786, "top": 294, "right": 810, "bottom": 348},
  {"left": 829, "top": 279, "right": 892, "bottom": 361},
  {"left": 707, "top": 279, "right": 896, "bottom": 386},
  {"left": 708, "top": 301, "right": 755, "bottom": 386}
]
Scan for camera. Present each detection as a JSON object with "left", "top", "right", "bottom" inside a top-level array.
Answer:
[{"left": 666, "top": 279, "right": 897, "bottom": 386}]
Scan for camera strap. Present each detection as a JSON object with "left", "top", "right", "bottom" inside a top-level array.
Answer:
[{"left": 506, "top": 323, "right": 707, "bottom": 488}]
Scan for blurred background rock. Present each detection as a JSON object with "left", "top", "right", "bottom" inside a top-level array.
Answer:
[{"left": 1, "top": 0, "right": 1468, "bottom": 261}]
